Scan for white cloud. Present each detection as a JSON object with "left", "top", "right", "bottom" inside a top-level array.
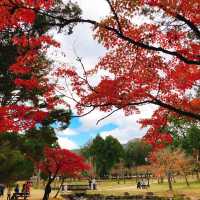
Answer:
[
  {"left": 56, "top": 128, "right": 79, "bottom": 150},
  {"left": 76, "top": 0, "right": 110, "bottom": 20},
  {"left": 100, "top": 126, "right": 147, "bottom": 144},
  {"left": 55, "top": 128, "right": 78, "bottom": 137},
  {"left": 76, "top": 104, "right": 156, "bottom": 144},
  {"left": 79, "top": 104, "right": 156, "bottom": 131},
  {"left": 58, "top": 137, "right": 79, "bottom": 150},
  {"left": 98, "top": 106, "right": 153, "bottom": 144}
]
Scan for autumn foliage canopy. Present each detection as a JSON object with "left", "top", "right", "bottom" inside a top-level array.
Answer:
[
  {"left": 0, "top": 0, "right": 80, "bottom": 132},
  {"left": 0, "top": 0, "right": 200, "bottom": 150},
  {"left": 56, "top": 0, "right": 200, "bottom": 149}
]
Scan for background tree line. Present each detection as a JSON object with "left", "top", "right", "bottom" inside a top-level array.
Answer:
[
  {"left": 80, "top": 135, "right": 152, "bottom": 178},
  {"left": 80, "top": 118, "right": 200, "bottom": 188}
]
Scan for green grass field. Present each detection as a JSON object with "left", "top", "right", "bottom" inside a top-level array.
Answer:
[
  {"left": 85, "top": 178, "right": 200, "bottom": 199},
  {"left": 61, "top": 178, "right": 200, "bottom": 199},
  {"left": 2, "top": 178, "right": 200, "bottom": 200}
]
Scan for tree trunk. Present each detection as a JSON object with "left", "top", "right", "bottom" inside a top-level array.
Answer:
[
  {"left": 157, "top": 177, "right": 160, "bottom": 184},
  {"left": 116, "top": 175, "right": 119, "bottom": 184},
  {"left": 195, "top": 152, "right": 200, "bottom": 181},
  {"left": 54, "top": 177, "right": 65, "bottom": 198},
  {"left": 36, "top": 168, "right": 41, "bottom": 188},
  {"left": 43, "top": 178, "right": 54, "bottom": 200},
  {"left": 159, "top": 177, "right": 164, "bottom": 184},
  {"left": 196, "top": 170, "right": 200, "bottom": 181},
  {"left": 183, "top": 172, "right": 190, "bottom": 186},
  {"left": 136, "top": 171, "right": 138, "bottom": 183},
  {"left": 172, "top": 175, "right": 176, "bottom": 183},
  {"left": 146, "top": 171, "right": 150, "bottom": 186},
  {"left": 167, "top": 172, "right": 173, "bottom": 191}
]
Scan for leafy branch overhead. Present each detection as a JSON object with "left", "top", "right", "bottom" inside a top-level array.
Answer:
[{"left": 0, "top": 0, "right": 200, "bottom": 150}]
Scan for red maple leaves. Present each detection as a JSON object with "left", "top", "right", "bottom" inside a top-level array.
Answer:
[
  {"left": 39, "top": 147, "right": 90, "bottom": 177},
  {"left": 0, "top": 0, "right": 199, "bottom": 150},
  {"left": 57, "top": 0, "right": 200, "bottom": 149},
  {"left": 0, "top": 0, "right": 62, "bottom": 132}
]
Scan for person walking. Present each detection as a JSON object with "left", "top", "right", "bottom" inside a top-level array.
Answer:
[
  {"left": 21, "top": 184, "right": 26, "bottom": 194},
  {"left": 88, "top": 178, "right": 92, "bottom": 190},
  {"left": 137, "top": 181, "right": 141, "bottom": 189},
  {"left": 0, "top": 184, "right": 5, "bottom": 197},
  {"left": 14, "top": 184, "right": 19, "bottom": 194},
  {"left": 7, "top": 186, "right": 12, "bottom": 200},
  {"left": 25, "top": 182, "right": 31, "bottom": 194},
  {"left": 91, "top": 178, "right": 96, "bottom": 190}
]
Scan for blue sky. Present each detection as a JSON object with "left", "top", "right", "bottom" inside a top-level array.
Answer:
[
  {"left": 55, "top": 105, "right": 155, "bottom": 150},
  {"left": 61, "top": 118, "right": 118, "bottom": 148}
]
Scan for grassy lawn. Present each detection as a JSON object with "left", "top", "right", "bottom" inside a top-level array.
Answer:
[
  {"left": 69, "top": 178, "right": 200, "bottom": 199},
  {"left": 2, "top": 178, "right": 200, "bottom": 200}
]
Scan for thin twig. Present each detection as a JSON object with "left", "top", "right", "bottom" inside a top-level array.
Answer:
[{"left": 96, "top": 107, "right": 121, "bottom": 125}]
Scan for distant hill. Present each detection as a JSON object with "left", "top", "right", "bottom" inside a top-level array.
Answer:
[
  {"left": 122, "top": 138, "right": 140, "bottom": 149},
  {"left": 71, "top": 149, "right": 81, "bottom": 154},
  {"left": 73, "top": 138, "right": 142, "bottom": 152}
]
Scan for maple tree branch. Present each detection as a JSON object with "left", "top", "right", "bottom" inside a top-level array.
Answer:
[
  {"left": 75, "top": 57, "right": 98, "bottom": 93},
  {"left": 175, "top": 14, "right": 200, "bottom": 39},
  {"left": 10, "top": 1, "right": 199, "bottom": 66},
  {"left": 2, "top": 2, "right": 200, "bottom": 65},
  {"left": 94, "top": 100, "right": 154, "bottom": 124},
  {"left": 71, "top": 107, "right": 96, "bottom": 118},
  {"left": 152, "top": 99, "right": 200, "bottom": 121},
  {"left": 96, "top": 107, "right": 121, "bottom": 125},
  {"left": 42, "top": 17, "right": 200, "bottom": 65}
]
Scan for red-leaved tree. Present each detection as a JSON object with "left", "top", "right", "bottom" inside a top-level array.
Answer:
[
  {"left": 53, "top": 0, "right": 200, "bottom": 149},
  {"left": 39, "top": 147, "right": 90, "bottom": 200},
  {"left": 1, "top": 0, "right": 200, "bottom": 148},
  {"left": 0, "top": 0, "right": 81, "bottom": 132}
]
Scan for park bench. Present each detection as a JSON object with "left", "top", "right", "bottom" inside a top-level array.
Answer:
[
  {"left": 140, "top": 183, "right": 149, "bottom": 189},
  {"left": 11, "top": 192, "right": 30, "bottom": 200},
  {"left": 67, "top": 184, "right": 90, "bottom": 195}
]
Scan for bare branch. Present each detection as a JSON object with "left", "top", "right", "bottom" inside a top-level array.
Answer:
[
  {"left": 75, "top": 57, "right": 98, "bottom": 93},
  {"left": 175, "top": 14, "right": 200, "bottom": 39},
  {"left": 71, "top": 106, "right": 96, "bottom": 118},
  {"left": 96, "top": 107, "right": 121, "bottom": 125}
]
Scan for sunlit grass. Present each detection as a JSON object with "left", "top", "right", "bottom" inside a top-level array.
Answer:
[{"left": 3, "top": 178, "right": 200, "bottom": 200}]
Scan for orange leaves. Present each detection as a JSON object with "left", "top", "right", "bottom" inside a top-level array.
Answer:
[
  {"left": 10, "top": 34, "right": 60, "bottom": 93},
  {"left": 12, "top": 35, "right": 60, "bottom": 49},
  {"left": 150, "top": 148, "right": 192, "bottom": 178},
  {"left": 190, "top": 98, "right": 200, "bottom": 112},
  {"left": 170, "top": 64, "right": 200, "bottom": 90},
  {"left": 109, "top": 0, "right": 138, "bottom": 16},
  {"left": 10, "top": 64, "right": 31, "bottom": 75}
]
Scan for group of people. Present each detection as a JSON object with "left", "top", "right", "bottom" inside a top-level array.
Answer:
[
  {"left": 14, "top": 181, "right": 31, "bottom": 195},
  {"left": 0, "top": 181, "right": 31, "bottom": 200},
  {"left": 88, "top": 178, "right": 96, "bottom": 190}
]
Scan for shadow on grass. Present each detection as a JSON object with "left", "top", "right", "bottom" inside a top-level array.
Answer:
[{"left": 60, "top": 193, "right": 188, "bottom": 200}]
